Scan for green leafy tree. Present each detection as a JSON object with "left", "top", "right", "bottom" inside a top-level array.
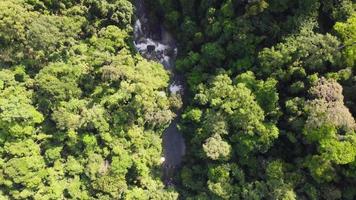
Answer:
[
  {"left": 0, "top": 70, "right": 43, "bottom": 138},
  {"left": 304, "top": 78, "right": 356, "bottom": 182},
  {"left": 203, "top": 135, "right": 232, "bottom": 161},
  {"left": 334, "top": 13, "right": 356, "bottom": 67},
  {"left": 259, "top": 24, "right": 341, "bottom": 76}
]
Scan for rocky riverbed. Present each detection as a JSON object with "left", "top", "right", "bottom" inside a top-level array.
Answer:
[{"left": 133, "top": 0, "right": 186, "bottom": 186}]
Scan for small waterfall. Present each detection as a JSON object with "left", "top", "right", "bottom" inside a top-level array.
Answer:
[{"left": 133, "top": 0, "right": 186, "bottom": 186}]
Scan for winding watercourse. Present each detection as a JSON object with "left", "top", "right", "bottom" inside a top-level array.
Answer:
[{"left": 133, "top": 0, "right": 186, "bottom": 186}]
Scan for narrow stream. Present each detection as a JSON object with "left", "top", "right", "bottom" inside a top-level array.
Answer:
[{"left": 133, "top": 0, "right": 186, "bottom": 186}]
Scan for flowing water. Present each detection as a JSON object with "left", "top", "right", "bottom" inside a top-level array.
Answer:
[{"left": 133, "top": 0, "right": 186, "bottom": 186}]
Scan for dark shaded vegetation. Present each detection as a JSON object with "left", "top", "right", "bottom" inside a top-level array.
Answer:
[
  {"left": 0, "top": 0, "right": 355, "bottom": 199},
  {"left": 150, "top": 0, "right": 356, "bottom": 199}
]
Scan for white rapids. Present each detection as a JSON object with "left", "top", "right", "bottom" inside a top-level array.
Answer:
[
  {"left": 133, "top": 0, "right": 186, "bottom": 186},
  {"left": 133, "top": 16, "right": 183, "bottom": 95}
]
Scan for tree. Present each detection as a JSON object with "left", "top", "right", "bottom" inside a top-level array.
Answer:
[
  {"left": 0, "top": 0, "right": 35, "bottom": 64},
  {"left": 0, "top": 0, "right": 178, "bottom": 198},
  {"left": 258, "top": 24, "right": 341, "bottom": 76},
  {"left": 0, "top": 0, "right": 84, "bottom": 67},
  {"left": 1, "top": 0, "right": 355, "bottom": 198},
  {"left": 93, "top": 0, "right": 133, "bottom": 27},
  {"left": 203, "top": 135, "right": 231, "bottom": 161},
  {"left": 334, "top": 13, "right": 356, "bottom": 67},
  {"left": 305, "top": 77, "right": 355, "bottom": 132},
  {"left": 235, "top": 71, "right": 280, "bottom": 119},
  {"left": 200, "top": 42, "right": 226, "bottom": 68},
  {"left": 191, "top": 73, "right": 280, "bottom": 161},
  {"left": 1, "top": 139, "right": 46, "bottom": 199},
  {"left": 265, "top": 160, "right": 297, "bottom": 200},
  {"left": 304, "top": 77, "right": 356, "bottom": 182},
  {"left": 0, "top": 70, "right": 43, "bottom": 138},
  {"left": 35, "top": 62, "right": 87, "bottom": 110}
]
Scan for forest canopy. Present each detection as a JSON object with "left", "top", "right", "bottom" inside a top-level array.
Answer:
[
  {"left": 0, "top": 0, "right": 177, "bottom": 199},
  {"left": 0, "top": 0, "right": 356, "bottom": 199},
  {"left": 151, "top": 0, "right": 356, "bottom": 199}
]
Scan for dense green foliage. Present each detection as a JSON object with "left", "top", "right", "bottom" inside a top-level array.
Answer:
[
  {"left": 151, "top": 0, "right": 356, "bottom": 199},
  {"left": 0, "top": 0, "right": 178, "bottom": 199},
  {"left": 0, "top": 0, "right": 355, "bottom": 199}
]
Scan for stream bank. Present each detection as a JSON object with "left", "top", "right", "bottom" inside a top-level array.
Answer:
[{"left": 133, "top": 0, "right": 186, "bottom": 186}]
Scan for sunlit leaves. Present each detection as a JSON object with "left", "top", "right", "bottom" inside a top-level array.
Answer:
[
  {"left": 0, "top": 70, "right": 43, "bottom": 137},
  {"left": 334, "top": 13, "right": 356, "bottom": 67},
  {"left": 203, "top": 135, "right": 231, "bottom": 161}
]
